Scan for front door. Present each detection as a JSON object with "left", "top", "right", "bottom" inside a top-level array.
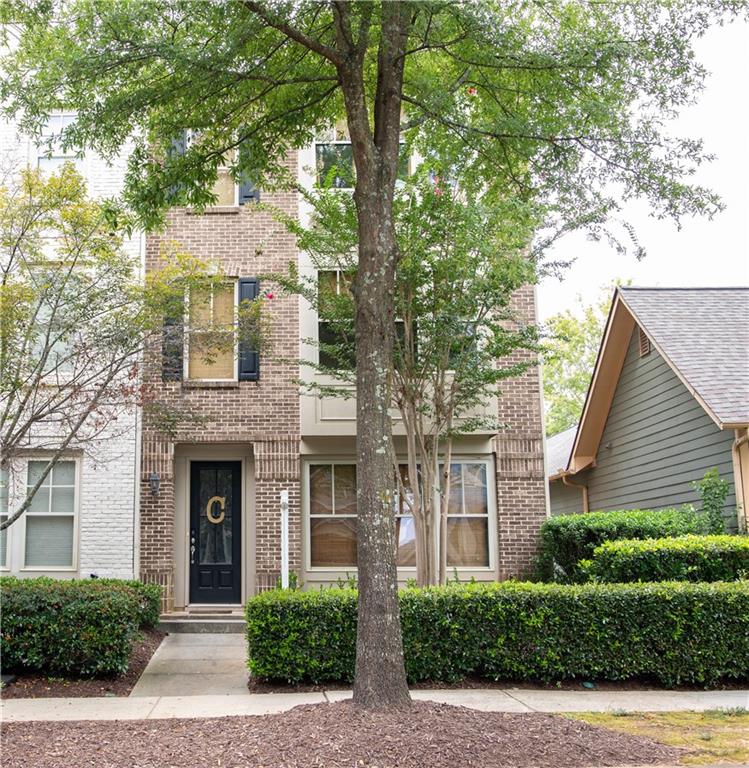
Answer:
[{"left": 189, "top": 461, "right": 241, "bottom": 604}]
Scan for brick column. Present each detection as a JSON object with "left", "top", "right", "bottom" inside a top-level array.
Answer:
[
  {"left": 139, "top": 433, "right": 175, "bottom": 612},
  {"left": 494, "top": 284, "right": 549, "bottom": 579},
  {"left": 253, "top": 438, "right": 301, "bottom": 592}
]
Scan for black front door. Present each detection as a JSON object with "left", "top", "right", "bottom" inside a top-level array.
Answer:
[{"left": 190, "top": 461, "right": 241, "bottom": 604}]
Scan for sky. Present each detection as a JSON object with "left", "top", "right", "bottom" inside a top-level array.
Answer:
[{"left": 536, "top": 19, "right": 749, "bottom": 322}]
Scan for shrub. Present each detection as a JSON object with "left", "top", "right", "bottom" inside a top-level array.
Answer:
[
  {"left": 0, "top": 577, "right": 146, "bottom": 676},
  {"left": 246, "top": 581, "right": 749, "bottom": 687},
  {"left": 95, "top": 579, "right": 162, "bottom": 628},
  {"left": 583, "top": 534, "right": 749, "bottom": 583},
  {"left": 535, "top": 506, "right": 712, "bottom": 582},
  {"left": 693, "top": 468, "right": 729, "bottom": 533}
]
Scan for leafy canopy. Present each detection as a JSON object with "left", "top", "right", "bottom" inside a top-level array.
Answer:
[{"left": 1, "top": 0, "right": 734, "bottom": 244}]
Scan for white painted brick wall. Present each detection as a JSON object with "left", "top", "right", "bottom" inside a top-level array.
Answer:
[{"left": 1, "top": 115, "right": 141, "bottom": 580}]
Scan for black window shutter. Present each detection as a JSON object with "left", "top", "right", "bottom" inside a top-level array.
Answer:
[
  {"left": 162, "top": 314, "right": 184, "bottom": 382},
  {"left": 238, "top": 141, "right": 260, "bottom": 205},
  {"left": 238, "top": 278, "right": 260, "bottom": 381}
]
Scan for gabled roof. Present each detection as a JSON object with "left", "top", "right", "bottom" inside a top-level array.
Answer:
[
  {"left": 561, "top": 286, "right": 749, "bottom": 477},
  {"left": 546, "top": 425, "right": 576, "bottom": 480},
  {"left": 618, "top": 287, "right": 749, "bottom": 427}
]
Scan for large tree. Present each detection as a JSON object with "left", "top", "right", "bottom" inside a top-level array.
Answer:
[{"left": 2, "top": 0, "right": 736, "bottom": 708}]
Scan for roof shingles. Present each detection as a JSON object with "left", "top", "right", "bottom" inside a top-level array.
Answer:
[{"left": 619, "top": 287, "right": 749, "bottom": 426}]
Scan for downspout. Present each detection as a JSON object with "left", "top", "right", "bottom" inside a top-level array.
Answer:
[
  {"left": 561, "top": 473, "right": 589, "bottom": 514},
  {"left": 732, "top": 429, "right": 749, "bottom": 531}
]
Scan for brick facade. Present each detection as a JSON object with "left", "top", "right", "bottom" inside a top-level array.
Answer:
[
  {"left": 139, "top": 153, "right": 549, "bottom": 610},
  {"left": 494, "top": 284, "right": 549, "bottom": 578}
]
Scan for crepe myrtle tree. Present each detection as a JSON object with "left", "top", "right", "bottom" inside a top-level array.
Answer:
[
  {"left": 277, "top": 168, "right": 539, "bottom": 587},
  {"left": 2, "top": 0, "right": 737, "bottom": 708},
  {"left": 0, "top": 164, "right": 268, "bottom": 533}
]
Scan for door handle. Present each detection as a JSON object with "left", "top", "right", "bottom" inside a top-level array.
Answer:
[{"left": 190, "top": 529, "right": 196, "bottom": 565}]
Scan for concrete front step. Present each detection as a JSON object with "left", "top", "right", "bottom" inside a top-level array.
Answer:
[{"left": 159, "top": 617, "right": 245, "bottom": 634}]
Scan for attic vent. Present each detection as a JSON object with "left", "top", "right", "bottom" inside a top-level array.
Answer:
[{"left": 638, "top": 327, "right": 651, "bottom": 357}]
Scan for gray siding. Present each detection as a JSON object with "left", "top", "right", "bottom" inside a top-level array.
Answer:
[
  {"left": 550, "top": 327, "right": 737, "bottom": 528},
  {"left": 550, "top": 479, "right": 586, "bottom": 516}
]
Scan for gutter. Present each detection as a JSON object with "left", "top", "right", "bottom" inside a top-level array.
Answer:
[
  {"left": 561, "top": 473, "right": 589, "bottom": 514},
  {"left": 732, "top": 429, "right": 749, "bottom": 531}
]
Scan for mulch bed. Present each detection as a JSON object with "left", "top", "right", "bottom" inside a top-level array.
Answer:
[
  {"left": 0, "top": 629, "right": 164, "bottom": 699},
  {"left": 0, "top": 700, "right": 684, "bottom": 768}
]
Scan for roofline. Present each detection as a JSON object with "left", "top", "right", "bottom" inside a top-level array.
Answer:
[
  {"left": 616, "top": 291, "right": 726, "bottom": 430},
  {"left": 619, "top": 286, "right": 749, "bottom": 291}
]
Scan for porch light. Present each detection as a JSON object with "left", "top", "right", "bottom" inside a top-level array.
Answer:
[{"left": 149, "top": 472, "right": 161, "bottom": 496}]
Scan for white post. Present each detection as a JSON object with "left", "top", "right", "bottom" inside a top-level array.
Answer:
[{"left": 280, "top": 489, "right": 289, "bottom": 589}]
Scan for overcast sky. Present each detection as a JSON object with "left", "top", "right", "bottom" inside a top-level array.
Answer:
[{"left": 536, "top": 19, "right": 749, "bottom": 321}]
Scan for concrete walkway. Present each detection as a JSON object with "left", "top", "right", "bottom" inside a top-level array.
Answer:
[{"left": 1, "top": 632, "right": 747, "bottom": 722}]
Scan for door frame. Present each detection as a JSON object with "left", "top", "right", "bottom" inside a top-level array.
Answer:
[
  {"left": 188, "top": 460, "right": 242, "bottom": 605},
  {"left": 173, "top": 446, "right": 254, "bottom": 610}
]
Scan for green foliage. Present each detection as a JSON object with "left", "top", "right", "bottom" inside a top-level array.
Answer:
[
  {"left": 535, "top": 507, "right": 712, "bottom": 583},
  {"left": 584, "top": 534, "right": 749, "bottom": 583},
  {"left": 693, "top": 468, "right": 730, "bottom": 533},
  {"left": 246, "top": 581, "right": 749, "bottom": 687},
  {"left": 2, "top": 2, "right": 729, "bottom": 237},
  {"left": 542, "top": 286, "right": 616, "bottom": 437},
  {"left": 0, "top": 577, "right": 156, "bottom": 676},
  {"left": 94, "top": 578, "right": 163, "bottom": 628}
]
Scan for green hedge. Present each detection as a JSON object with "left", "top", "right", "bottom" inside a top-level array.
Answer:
[
  {"left": 94, "top": 579, "right": 162, "bottom": 628},
  {"left": 0, "top": 577, "right": 161, "bottom": 677},
  {"left": 246, "top": 581, "right": 749, "bottom": 687},
  {"left": 535, "top": 507, "right": 713, "bottom": 582},
  {"left": 583, "top": 534, "right": 749, "bottom": 583}
]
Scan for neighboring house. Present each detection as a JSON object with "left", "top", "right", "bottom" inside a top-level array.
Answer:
[
  {"left": 547, "top": 286, "right": 749, "bottom": 531},
  {"left": 0, "top": 114, "right": 142, "bottom": 580},
  {"left": 139, "top": 134, "right": 548, "bottom": 613}
]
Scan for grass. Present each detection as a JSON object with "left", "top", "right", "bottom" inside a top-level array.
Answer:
[{"left": 573, "top": 709, "right": 749, "bottom": 765}]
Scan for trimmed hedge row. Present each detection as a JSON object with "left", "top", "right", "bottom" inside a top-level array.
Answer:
[
  {"left": 535, "top": 507, "right": 713, "bottom": 582},
  {"left": 246, "top": 581, "right": 749, "bottom": 687},
  {"left": 583, "top": 534, "right": 749, "bottom": 583},
  {"left": 0, "top": 577, "right": 162, "bottom": 677},
  {"left": 94, "top": 578, "right": 162, "bottom": 628}
]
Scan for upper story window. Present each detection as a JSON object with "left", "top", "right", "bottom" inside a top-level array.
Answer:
[
  {"left": 187, "top": 281, "right": 237, "bottom": 381},
  {"left": 315, "top": 123, "right": 409, "bottom": 189},
  {"left": 170, "top": 131, "right": 259, "bottom": 206},
  {"left": 317, "top": 270, "right": 355, "bottom": 370},
  {"left": 162, "top": 277, "right": 261, "bottom": 384},
  {"left": 37, "top": 112, "right": 85, "bottom": 174},
  {"left": 25, "top": 460, "right": 77, "bottom": 569}
]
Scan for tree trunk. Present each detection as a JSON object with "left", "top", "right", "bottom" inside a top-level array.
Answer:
[{"left": 351, "top": 203, "right": 410, "bottom": 709}]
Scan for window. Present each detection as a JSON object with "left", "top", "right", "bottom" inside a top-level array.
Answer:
[
  {"left": 309, "top": 463, "right": 358, "bottom": 567},
  {"left": 307, "top": 460, "right": 491, "bottom": 569},
  {"left": 317, "top": 270, "right": 355, "bottom": 370},
  {"left": 0, "top": 467, "right": 8, "bottom": 568},
  {"left": 25, "top": 460, "right": 76, "bottom": 568},
  {"left": 187, "top": 281, "right": 237, "bottom": 380},
  {"left": 37, "top": 113, "right": 84, "bottom": 174},
  {"left": 315, "top": 125, "right": 409, "bottom": 189},
  {"left": 443, "top": 462, "right": 490, "bottom": 567}
]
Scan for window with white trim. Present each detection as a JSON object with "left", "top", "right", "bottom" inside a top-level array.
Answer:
[
  {"left": 309, "top": 463, "right": 358, "bottom": 567},
  {"left": 37, "top": 113, "right": 85, "bottom": 175},
  {"left": 25, "top": 460, "right": 77, "bottom": 568},
  {"left": 0, "top": 467, "right": 8, "bottom": 568},
  {"left": 186, "top": 281, "right": 237, "bottom": 381},
  {"left": 307, "top": 460, "right": 491, "bottom": 569},
  {"left": 315, "top": 124, "right": 409, "bottom": 189}
]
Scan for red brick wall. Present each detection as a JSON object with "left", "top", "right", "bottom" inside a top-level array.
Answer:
[
  {"left": 140, "top": 155, "right": 302, "bottom": 607},
  {"left": 494, "top": 283, "right": 549, "bottom": 578}
]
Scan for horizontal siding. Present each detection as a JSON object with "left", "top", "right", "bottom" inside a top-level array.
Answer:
[
  {"left": 550, "top": 479, "right": 585, "bottom": 516},
  {"left": 586, "top": 327, "right": 737, "bottom": 528}
]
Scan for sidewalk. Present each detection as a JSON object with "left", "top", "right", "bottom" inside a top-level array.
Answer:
[
  {"left": 2, "top": 632, "right": 747, "bottom": 722},
  {"left": 3, "top": 687, "right": 747, "bottom": 722}
]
